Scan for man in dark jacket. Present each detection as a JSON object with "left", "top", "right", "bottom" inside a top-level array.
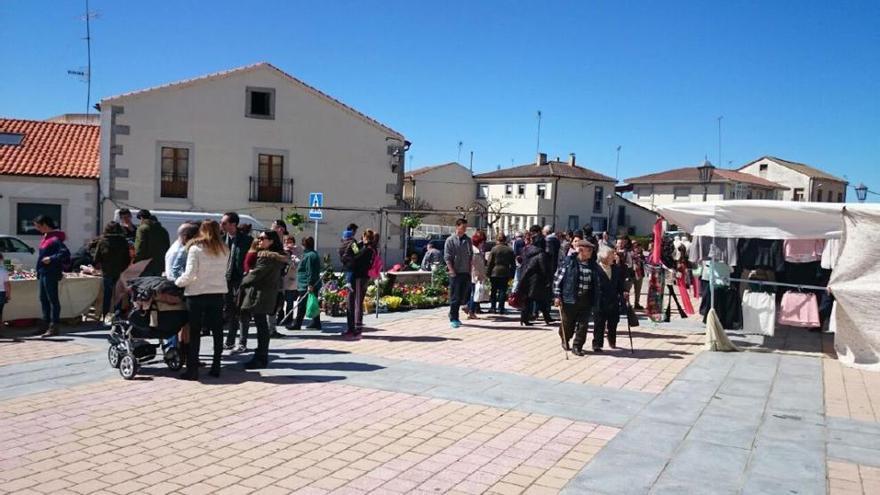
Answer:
[
  {"left": 133, "top": 210, "right": 171, "bottom": 277},
  {"left": 544, "top": 225, "right": 561, "bottom": 271},
  {"left": 93, "top": 221, "right": 131, "bottom": 320},
  {"left": 553, "top": 239, "right": 599, "bottom": 356},
  {"left": 486, "top": 234, "right": 516, "bottom": 314},
  {"left": 34, "top": 215, "right": 70, "bottom": 337},
  {"left": 221, "top": 212, "right": 254, "bottom": 350}
]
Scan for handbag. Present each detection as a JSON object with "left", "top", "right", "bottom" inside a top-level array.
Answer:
[
  {"left": 507, "top": 291, "right": 523, "bottom": 309},
  {"left": 626, "top": 304, "right": 640, "bottom": 327}
]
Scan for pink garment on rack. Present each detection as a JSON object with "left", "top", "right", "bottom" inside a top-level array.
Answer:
[
  {"left": 783, "top": 239, "right": 825, "bottom": 263},
  {"left": 650, "top": 219, "right": 663, "bottom": 265},
  {"left": 777, "top": 291, "right": 820, "bottom": 328},
  {"left": 692, "top": 274, "right": 701, "bottom": 298}
]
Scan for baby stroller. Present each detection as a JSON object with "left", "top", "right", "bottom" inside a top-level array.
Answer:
[{"left": 107, "top": 276, "right": 188, "bottom": 380}]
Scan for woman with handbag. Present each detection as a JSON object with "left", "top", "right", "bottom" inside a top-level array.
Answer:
[
  {"left": 240, "top": 231, "right": 288, "bottom": 369},
  {"left": 593, "top": 245, "right": 627, "bottom": 351},
  {"left": 518, "top": 235, "right": 553, "bottom": 326},
  {"left": 466, "top": 230, "right": 488, "bottom": 319}
]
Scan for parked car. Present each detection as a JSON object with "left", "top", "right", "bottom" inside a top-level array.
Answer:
[{"left": 0, "top": 234, "right": 38, "bottom": 269}]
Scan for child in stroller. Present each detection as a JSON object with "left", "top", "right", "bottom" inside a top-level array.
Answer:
[{"left": 107, "top": 276, "right": 188, "bottom": 380}]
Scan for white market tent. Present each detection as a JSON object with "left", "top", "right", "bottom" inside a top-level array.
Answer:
[{"left": 656, "top": 200, "right": 880, "bottom": 371}]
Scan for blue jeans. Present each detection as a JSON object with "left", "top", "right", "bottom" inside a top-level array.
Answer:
[
  {"left": 39, "top": 276, "right": 61, "bottom": 324},
  {"left": 489, "top": 276, "right": 510, "bottom": 312},
  {"left": 448, "top": 273, "right": 471, "bottom": 322}
]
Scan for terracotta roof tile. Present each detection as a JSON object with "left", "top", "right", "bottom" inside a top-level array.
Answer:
[
  {"left": 0, "top": 118, "right": 100, "bottom": 179},
  {"left": 475, "top": 161, "right": 614, "bottom": 182},
  {"left": 625, "top": 166, "right": 787, "bottom": 189}
]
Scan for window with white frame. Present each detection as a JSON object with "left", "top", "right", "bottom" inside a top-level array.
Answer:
[
  {"left": 537, "top": 184, "right": 547, "bottom": 199},
  {"left": 593, "top": 186, "right": 604, "bottom": 212}
]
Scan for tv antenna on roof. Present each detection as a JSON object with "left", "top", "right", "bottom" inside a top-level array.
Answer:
[{"left": 67, "top": 0, "right": 99, "bottom": 115}]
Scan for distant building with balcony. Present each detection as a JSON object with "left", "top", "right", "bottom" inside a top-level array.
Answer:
[
  {"left": 474, "top": 153, "right": 647, "bottom": 235},
  {"left": 99, "top": 62, "right": 407, "bottom": 258},
  {"left": 738, "top": 156, "right": 848, "bottom": 202},
  {"left": 624, "top": 162, "right": 788, "bottom": 210}
]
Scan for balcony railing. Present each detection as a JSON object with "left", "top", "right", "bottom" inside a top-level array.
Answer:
[{"left": 249, "top": 176, "right": 294, "bottom": 203}]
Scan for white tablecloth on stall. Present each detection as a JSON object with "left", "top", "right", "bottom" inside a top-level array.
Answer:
[{"left": 4, "top": 275, "right": 102, "bottom": 321}]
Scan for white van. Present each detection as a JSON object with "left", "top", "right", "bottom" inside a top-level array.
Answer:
[{"left": 113, "top": 209, "right": 268, "bottom": 236}]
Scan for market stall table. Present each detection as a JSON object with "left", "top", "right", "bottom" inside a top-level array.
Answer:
[{"left": 4, "top": 273, "right": 102, "bottom": 321}]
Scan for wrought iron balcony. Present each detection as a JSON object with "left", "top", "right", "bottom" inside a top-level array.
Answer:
[{"left": 249, "top": 176, "right": 294, "bottom": 203}]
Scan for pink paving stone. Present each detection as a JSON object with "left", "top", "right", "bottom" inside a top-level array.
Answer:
[
  {"left": 378, "top": 478, "right": 420, "bottom": 493},
  {"left": 398, "top": 469, "right": 433, "bottom": 483},
  {"left": 454, "top": 480, "right": 493, "bottom": 493},
  {"left": 590, "top": 426, "right": 620, "bottom": 440},
  {"left": 345, "top": 477, "right": 386, "bottom": 492}
]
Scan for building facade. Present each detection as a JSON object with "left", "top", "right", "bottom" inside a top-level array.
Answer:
[
  {"left": 403, "top": 162, "right": 477, "bottom": 228},
  {"left": 98, "top": 62, "right": 407, "bottom": 260},
  {"left": 0, "top": 118, "right": 100, "bottom": 252},
  {"left": 738, "top": 156, "right": 847, "bottom": 202},
  {"left": 626, "top": 164, "right": 787, "bottom": 210},
  {"left": 474, "top": 153, "right": 625, "bottom": 235}
]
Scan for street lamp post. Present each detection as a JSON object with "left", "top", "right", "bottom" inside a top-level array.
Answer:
[
  {"left": 606, "top": 194, "right": 614, "bottom": 236},
  {"left": 856, "top": 183, "right": 868, "bottom": 203},
  {"left": 697, "top": 158, "right": 716, "bottom": 202}
]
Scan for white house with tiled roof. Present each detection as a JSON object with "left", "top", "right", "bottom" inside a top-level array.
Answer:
[
  {"left": 474, "top": 153, "right": 635, "bottom": 235},
  {"left": 98, "top": 62, "right": 408, "bottom": 259},
  {"left": 0, "top": 118, "right": 100, "bottom": 251},
  {"left": 738, "top": 156, "right": 847, "bottom": 202},
  {"left": 625, "top": 161, "right": 788, "bottom": 210}
]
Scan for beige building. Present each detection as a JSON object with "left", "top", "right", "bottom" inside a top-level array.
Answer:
[
  {"left": 98, "top": 62, "right": 407, "bottom": 260},
  {"left": 626, "top": 162, "right": 788, "bottom": 210},
  {"left": 738, "top": 156, "right": 847, "bottom": 202},
  {"left": 403, "top": 162, "right": 477, "bottom": 229},
  {"left": 474, "top": 153, "right": 629, "bottom": 235},
  {"left": 1, "top": 118, "right": 100, "bottom": 252}
]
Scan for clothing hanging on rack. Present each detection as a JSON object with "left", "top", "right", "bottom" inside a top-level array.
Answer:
[
  {"left": 742, "top": 290, "right": 776, "bottom": 336},
  {"left": 737, "top": 239, "right": 785, "bottom": 272},
  {"left": 688, "top": 237, "right": 739, "bottom": 266},
  {"left": 821, "top": 238, "right": 841, "bottom": 270},
  {"left": 645, "top": 264, "right": 665, "bottom": 323},
  {"left": 700, "top": 283, "right": 740, "bottom": 329},
  {"left": 676, "top": 265, "right": 695, "bottom": 315},
  {"left": 783, "top": 239, "right": 825, "bottom": 263},
  {"left": 778, "top": 291, "right": 820, "bottom": 328}
]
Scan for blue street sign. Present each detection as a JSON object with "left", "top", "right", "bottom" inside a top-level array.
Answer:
[{"left": 308, "top": 192, "right": 323, "bottom": 220}]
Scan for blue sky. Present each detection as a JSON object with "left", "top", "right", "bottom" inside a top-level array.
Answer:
[{"left": 2, "top": 0, "right": 878, "bottom": 195}]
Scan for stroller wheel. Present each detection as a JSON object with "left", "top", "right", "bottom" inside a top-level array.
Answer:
[
  {"left": 108, "top": 346, "right": 121, "bottom": 368},
  {"left": 119, "top": 354, "right": 139, "bottom": 380},
  {"left": 164, "top": 347, "right": 182, "bottom": 371}
]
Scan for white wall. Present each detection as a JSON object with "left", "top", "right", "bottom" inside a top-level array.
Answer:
[
  {"left": 740, "top": 159, "right": 807, "bottom": 201},
  {"left": 405, "top": 164, "right": 476, "bottom": 225},
  {"left": 630, "top": 184, "right": 725, "bottom": 209},
  {"left": 100, "top": 65, "right": 403, "bottom": 261},
  {"left": 0, "top": 175, "right": 98, "bottom": 251}
]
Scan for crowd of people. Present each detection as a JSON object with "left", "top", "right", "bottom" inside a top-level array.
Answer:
[
  {"left": 5, "top": 205, "right": 659, "bottom": 377},
  {"left": 438, "top": 219, "right": 650, "bottom": 356}
]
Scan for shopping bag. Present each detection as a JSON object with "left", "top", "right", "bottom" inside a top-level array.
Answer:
[
  {"left": 475, "top": 281, "right": 490, "bottom": 303},
  {"left": 305, "top": 293, "right": 320, "bottom": 319}
]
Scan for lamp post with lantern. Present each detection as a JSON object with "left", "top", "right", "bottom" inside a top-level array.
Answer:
[
  {"left": 698, "top": 158, "right": 715, "bottom": 202},
  {"left": 856, "top": 183, "right": 868, "bottom": 203}
]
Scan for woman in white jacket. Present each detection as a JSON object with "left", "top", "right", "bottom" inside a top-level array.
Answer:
[{"left": 175, "top": 220, "right": 230, "bottom": 380}]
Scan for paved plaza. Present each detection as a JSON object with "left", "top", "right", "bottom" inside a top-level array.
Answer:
[{"left": 0, "top": 307, "right": 878, "bottom": 495}]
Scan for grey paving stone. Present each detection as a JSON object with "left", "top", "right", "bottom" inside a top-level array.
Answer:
[
  {"left": 640, "top": 391, "right": 710, "bottom": 425},
  {"left": 606, "top": 416, "right": 691, "bottom": 458},
  {"left": 747, "top": 438, "right": 825, "bottom": 484},
  {"left": 662, "top": 439, "right": 750, "bottom": 485},
  {"left": 563, "top": 447, "right": 669, "bottom": 495},
  {"left": 704, "top": 393, "right": 768, "bottom": 423},
  {"left": 827, "top": 416, "right": 880, "bottom": 437},
  {"left": 740, "top": 474, "right": 826, "bottom": 495},
  {"left": 758, "top": 413, "right": 826, "bottom": 448},
  {"left": 426, "top": 385, "right": 523, "bottom": 410},
  {"left": 687, "top": 412, "right": 761, "bottom": 450},
  {"left": 766, "top": 384, "right": 823, "bottom": 415},
  {"left": 663, "top": 378, "right": 723, "bottom": 402},
  {"left": 676, "top": 363, "right": 731, "bottom": 384},
  {"left": 649, "top": 475, "right": 739, "bottom": 495},
  {"left": 718, "top": 377, "right": 775, "bottom": 399}
]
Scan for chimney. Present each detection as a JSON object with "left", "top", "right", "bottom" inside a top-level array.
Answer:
[
  {"left": 568, "top": 153, "right": 576, "bottom": 166},
  {"left": 536, "top": 152, "right": 547, "bottom": 166}
]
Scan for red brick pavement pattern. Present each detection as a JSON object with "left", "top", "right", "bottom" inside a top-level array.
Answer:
[
  {"left": 0, "top": 377, "right": 617, "bottom": 494},
  {"left": 0, "top": 339, "right": 93, "bottom": 368},
  {"left": 292, "top": 312, "right": 705, "bottom": 394},
  {"left": 828, "top": 460, "right": 880, "bottom": 495},
  {"left": 824, "top": 358, "right": 880, "bottom": 423}
]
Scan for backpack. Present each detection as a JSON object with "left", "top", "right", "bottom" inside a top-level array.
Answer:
[{"left": 367, "top": 248, "right": 383, "bottom": 279}]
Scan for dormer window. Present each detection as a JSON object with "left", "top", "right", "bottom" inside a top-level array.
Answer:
[
  {"left": 246, "top": 87, "right": 275, "bottom": 119},
  {"left": 0, "top": 132, "right": 24, "bottom": 146}
]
